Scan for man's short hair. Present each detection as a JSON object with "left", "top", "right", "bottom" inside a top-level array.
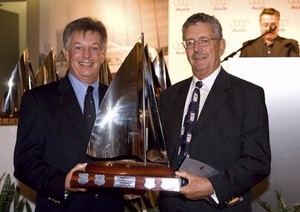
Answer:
[{"left": 260, "top": 8, "right": 280, "bottom": 21}]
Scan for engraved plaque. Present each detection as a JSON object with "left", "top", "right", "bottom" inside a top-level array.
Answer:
[
  {"left": 94, "top": 174, "right": 105, "bottom": 186},
  {"left": 78, "top": 173, "right": 89, "bottom": 185},
  {"left": 114, "top": 176, "right": 136, "bottom": 188}
]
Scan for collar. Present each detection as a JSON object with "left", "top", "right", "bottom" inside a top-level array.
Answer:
[
  {"left": 192, "top": 66, "right": 221, "bottom": 91},
  {"left": 68, "top": 72, "right": 99, "bottom": 95}
]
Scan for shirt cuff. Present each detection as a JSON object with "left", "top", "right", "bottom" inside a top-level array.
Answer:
[{"left": 210, "top": 190, "right": 219, "bottom": 204}]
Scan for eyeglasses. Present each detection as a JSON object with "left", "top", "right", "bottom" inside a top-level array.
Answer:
[{"left": 182, "top": 37, "right": 220, "bottom": 49}]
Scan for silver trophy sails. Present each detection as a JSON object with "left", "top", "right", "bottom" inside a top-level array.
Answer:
[
  {"left": 87, "top": 42, "right": 166, "bottom": 163},
  {"left": 70, "top": 41, "right": 181, "bottom": 192},
  {"left": 1, "top": 48, "right": 36, "bottom": 117}
]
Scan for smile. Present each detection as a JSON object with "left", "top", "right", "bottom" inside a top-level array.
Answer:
[{"left": 79, "top": 62, "right": 93, "bottom": 67}]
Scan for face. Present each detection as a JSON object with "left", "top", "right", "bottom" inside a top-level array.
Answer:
[
  {"left": 260, "top": 14, "right": 279, "bottom": 43},
  {"left": 63, "top": 30, "right": 106, "bottom": 85},
  {"left": 183, "top": 22, "right": 225, "bottom": 80}
]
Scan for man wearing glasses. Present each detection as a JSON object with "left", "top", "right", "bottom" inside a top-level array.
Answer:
[{"left": 158, "top": 13, "right": 271, "bottom": 211}]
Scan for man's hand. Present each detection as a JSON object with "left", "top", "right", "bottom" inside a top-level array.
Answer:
[
  {"left": 176, "top": 170, "right": 214, "bottom": 200},
  {"left": 65, "top": 163, "right": 88, "bottom": 192}
]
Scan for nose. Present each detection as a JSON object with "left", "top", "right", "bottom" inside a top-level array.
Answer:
[
  {"left": 193, "top": 41, "right": 203, "bottom": 52},
  {"left": 83, "top": 48, "right": 91, "bottom": 59}
]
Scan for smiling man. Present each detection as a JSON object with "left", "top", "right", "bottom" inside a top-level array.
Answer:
[
  {"left": 14, "top": 17, "right": 125, "bottom": 212},
  {"left": 240, "top": 8, "right": 299, "bottom": 57},
  {"left": 158, "top": 13, "right": 271, "bottom": 211}
]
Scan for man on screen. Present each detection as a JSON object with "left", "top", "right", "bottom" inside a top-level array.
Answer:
[{"left": 240, "top": 8, "right": 299, "bottom": 57}]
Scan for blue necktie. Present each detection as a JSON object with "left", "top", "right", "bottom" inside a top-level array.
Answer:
[
  {"left": 177, "top": 81, "right": 203, "bottom": 168},
  {"left": 84, "top": 86, "right": 96, "bottom": 133}
]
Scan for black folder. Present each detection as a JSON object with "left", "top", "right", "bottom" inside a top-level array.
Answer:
[{"left": 178, "top": 157, "right": 219, "bottom": 177}]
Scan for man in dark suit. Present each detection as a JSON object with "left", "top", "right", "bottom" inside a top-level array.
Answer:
[
  {"left": 240, "top": 8, "right": 299, "bottom": 57},
  {"left": 158, "top": 13, "right": 271, "bottom": 211},
  {"left": 14, "top": 17, "right": 124, "bottom": 211}
]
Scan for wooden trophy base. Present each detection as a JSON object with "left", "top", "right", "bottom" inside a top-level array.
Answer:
[
  {"left": 70, "top": 160, "right": 181, "bottom": 192},
  {"left": 0, "top": 113, "right": 19, "bottom": 126}
]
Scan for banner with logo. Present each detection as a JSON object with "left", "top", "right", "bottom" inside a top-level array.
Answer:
[{"left": 169, "top": 0, "right": 300, "bottom": 83}]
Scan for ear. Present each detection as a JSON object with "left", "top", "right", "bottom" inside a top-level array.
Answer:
[
  {"left": 219, "top": 39, "right": 226, "bottom": 57},
  {"left": 62, "top": 48, "right": 69, "bottom": 62}
]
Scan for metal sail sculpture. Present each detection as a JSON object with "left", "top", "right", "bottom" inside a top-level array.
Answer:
[
  {"left": 152, "top": 50, "right": 171, "bottom": 91},
  {"left": 99, "top": 59, "right": 113, "bottom": 86},
  {"left": 1, "top": 48, "right": 36, "bottom": 117},
  {"left": 87, "top": 41, "right": 166, "bottom": 163},
  {"left": 35, "top": 49, "right": 58, "bottom": 86},
  {"left": 71, "top": 39, "right": 181, "bottom": 192}
]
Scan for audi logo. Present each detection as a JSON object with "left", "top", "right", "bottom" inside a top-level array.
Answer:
[
  {"left": 210, "top": 0, "right": 231, "bottom": 6},
  {"left": 172, "top": 41, "right": 185, "bottom": 50},
  {"left": 248, "top": 0, "right": 270, "bottom": 5},
  {"left": 173, "top": 0, "right": 193, "bottom": 6},
  {"left": 288, "top": 0, "right": 300, "bottom": 4},
  {"left": 229, "top": 20, "right": 250, "bottom": 28},
  {"left": 280, "top": 19, "right": 289, "bottom": 27}
]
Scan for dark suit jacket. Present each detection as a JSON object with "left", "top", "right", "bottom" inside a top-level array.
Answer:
[
  {"left": 159, "top": 68, "right": 271, "bottom": 211},
  {"left": 240, "top": 36, "right": 299, "bottom": 57},
  {"left": 14, "top": 75, "right": 124, "bottom": 212}
]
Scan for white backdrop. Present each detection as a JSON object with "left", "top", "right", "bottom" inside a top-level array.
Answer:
[
  {"left": 168, "top": 0, "right": 300, "bottom": 84},
  {"left": 228, "top": 58, "right": 300, "bottom": 210}
]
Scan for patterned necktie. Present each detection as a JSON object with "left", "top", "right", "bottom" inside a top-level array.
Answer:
[
  {"left": 84, "top": 86, "right": 96, "bottom": 133},
  {"left": 177, "top": 81, "right": 203, "bottom": 168}
]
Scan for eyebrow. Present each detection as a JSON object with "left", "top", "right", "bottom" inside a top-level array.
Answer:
[{"left": 72, "top": 42, "right": 101, "bottom": 46}]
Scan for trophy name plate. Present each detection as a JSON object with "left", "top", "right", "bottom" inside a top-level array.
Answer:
[{"left": 70, "top": 160, "right": 181, "bottom": 192}]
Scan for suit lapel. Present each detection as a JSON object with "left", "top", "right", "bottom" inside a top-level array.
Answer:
[
  {"left": 193, "top": 69, "right": 230, "bottom": 135},
  {"left": 169, "top": 78, "right": 192, "bottom": 152},
  {"left": 58, "top": 77, "right": 90, "bottom": 142},
  {"left": 272, "top": 36, "right": 284, "bottom": 56},
  {"left": 254, "top": 37, "right": 265, "bottom": 56},
  {"left": 98, "top": 83, "right": 107, "bottom": 107}
]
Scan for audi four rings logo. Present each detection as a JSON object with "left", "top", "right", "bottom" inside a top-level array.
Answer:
[
  {"left": 229, "top": 20, "right": 250, "bottom": 28},
  {"left": 210, "top": 0, "right": 231, "bottom": 6},
  {"left": 173, "top": 42, "right": 185, "bottom": 50},
  {"left": 173, "top": 0, "right": 193, "bottom": 6},
  {"left": 248, "top": 0, "right": 270, "bottom": 5},
  {"left": 280, "top": 19, "right": 289, "bottom": 27},
  {"left": 288, "top": 0, "right": 300, "bottom": 3}
]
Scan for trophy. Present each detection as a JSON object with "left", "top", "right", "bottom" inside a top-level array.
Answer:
[
  {"left": 1, "top": 48, "right": 36, "bottom": 125},
  {"left": 70, "top": 38, "right": 181, "bottom": 192}
]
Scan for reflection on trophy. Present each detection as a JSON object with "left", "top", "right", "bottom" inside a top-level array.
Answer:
[
  {"left": 1, "top": 48, "right": 36, "bottom": 125},
  {"left": 70, "top": 38, "right": 181, "bottom": 192}
]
